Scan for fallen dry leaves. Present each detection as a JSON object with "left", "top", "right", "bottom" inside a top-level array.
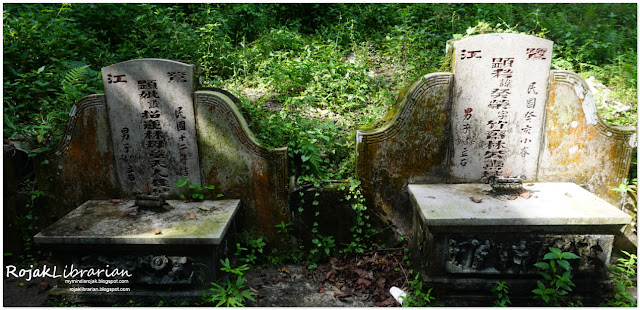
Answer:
[
  {"left": 519, "top": 189, "right": 531, "bottom": 199},
  {"left": 312, "top": 247, "right": 410, "bottom": 307}
]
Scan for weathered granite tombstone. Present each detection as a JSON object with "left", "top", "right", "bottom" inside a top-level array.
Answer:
[
  {"left": 356, "top": 33, "right": 635, "bottom": 305},
  {"left": 34, "top": 59, "right": 289, "bottom": 302}
]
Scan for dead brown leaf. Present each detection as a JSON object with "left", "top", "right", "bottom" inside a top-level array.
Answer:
[
  {"left": 273, "top": 276, "right": 281, "bottom": 285},
  {"left": 111, "top": 199, "right": 123, "bottom": 204},
  {"left": 154, "top": 229, "right": 162, "bottom": 235},
  {"left": 356, "top": 278, "right": 372, "bottom": 286},
  {"left": 198, "top": 206, "right": 211, "bottom": 211},
  {"left": 128, "top": 211, "right": 137, "bottom": 216},
  {"left": 188, "top": 212, "right": 196, "bottom": 219},
  {"left": 74, "top": 225, "right": 86, "bottom": 230},
  {"left": 519, "top": 189, "right": 531, "bottom": 199},
  {"left": 507, "top": 195, "right": 518, "bottom": 200},
  {"left": 469, "top": 196, "right": 483, "bottom": 203},
  {"left": 318, "top": 288, "right": 325, "bottom": 293},
  {"left": 375, "top": 297, "right": 396, "bottom": 307},
  {"left": 278, "top": 267, "right": 291, "bottom": 274},
  {"left": 39, "top": 281, "right": 50, "bottom": 292}
]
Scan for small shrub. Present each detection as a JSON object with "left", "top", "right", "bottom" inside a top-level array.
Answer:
[
  {"left": 202, "top": 258, "right": 256, "bottom": 307},
  {"left": 532, "top": 247, "right": 579, "bottom": 306},
  {"left": 491, "top": 281, "right": 512, "bottom": 307},
  {"left": 601, "top": 251, "right": 637, "bottom": 307},
  {"left": 401, "top": 272, "right": 435, "bottom": 307}
]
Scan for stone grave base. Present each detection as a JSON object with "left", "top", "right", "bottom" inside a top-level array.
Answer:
[
  {"left": 421, "top": 276, "right": 615, "bottom": 306},
  {"left": 35, "top": 199, "right": 239, "bottom": 303},
  {"left": 409, "top": 183, "right": 631, "bottom": 306}
]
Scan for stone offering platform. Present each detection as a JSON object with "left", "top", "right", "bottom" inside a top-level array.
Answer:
[
  {"left": 409, "top": 182, "right": 631, "bottom": 305},
  {"left": 35, "top": 199, "right": 239, "bottom": 303}
]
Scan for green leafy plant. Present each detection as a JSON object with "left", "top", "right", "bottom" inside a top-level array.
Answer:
[
  {"left": 613, "top": 178, "right": 637, "bottom": 201},
  {"left": 175, "top": 177, "right": 223, "bottom": 201},
  {"left": 310, "top": 232, "right": 335, "bottom": 261},
  {"left": 532, "top": 247, "right": 579, "bottom": 306},
  {"left": 401, "top": 272, "right": 435, "bottom": 307},
  {"left": 601, "top": 250, "right": 637, "bottom": 307},
  {"left": 267, "top": 221, "right": 305, "bottom": 266},
  {"left": 203, "top": 258, "right": 257, "bottom": 307},
  {"left": 341, "top": 178, "right": 378, "bottom": 254},
  {"left": 235, "top": 233, "right": 266, "bottom": 265},
  {"left": 491, "top": 281, "right": 512, "bottom": 307},
  {"left": 15, "top": 178, "right": 45, "bottom": 267}
]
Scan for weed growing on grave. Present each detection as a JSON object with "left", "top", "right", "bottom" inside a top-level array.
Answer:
[
  {"left": 308, "top": 218, "right": 336, "bottom": 270},
  {"left": 267, "top": 222, "right": 305, "bottom": 266},
  {"left": 341, "top": 178, "right": 378, "bottom": 254},
  {"left": 600, "top": 250, "right": 637, "bottom": 307},
  {"left": 401, "top": 272, "right": 435, "bottom": 307},
  {"left": 175, "top": 177, "right": 223, "bottom": 201},
  {"left": 307, "top": 192, "right": 336, "bottom": 268},
  {"left": 15, "top": 179, "right": 45, "bottom": 267},
  {"left": 613, "top": 178, "right": 637, "bottom": 234},
  {"left": 491, "top": 281, "right": 512, "bottom": 307},
  {"left": 202, "top": 258, "right": 257, "bottom": 307},
  {"left": 235, "top": 231, "right": 267, "bottom": 265},
  {"left": 532, "top": 247, "right": 579, "bottom": 306}
]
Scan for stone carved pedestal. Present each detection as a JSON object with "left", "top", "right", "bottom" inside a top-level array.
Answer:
[
  {"left": 409, "top": 183, "right": 631, "bottom": 306},
  {"left": 35, "top": 199, "right": 239, "bottom": 303}
]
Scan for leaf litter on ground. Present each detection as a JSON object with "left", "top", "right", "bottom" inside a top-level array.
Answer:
[{"left": 311, "top": 246, "right": 410, "bottom": 307}]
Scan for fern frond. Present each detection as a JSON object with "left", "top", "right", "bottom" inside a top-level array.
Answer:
[{"left": 61, "top": 65, "right": 89, "bottom": 87}]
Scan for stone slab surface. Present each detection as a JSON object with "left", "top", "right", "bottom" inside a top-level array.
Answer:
[
  {"left": 409, "top": 182, "right": 631, "bottom": 227},
  {"left": 35, "top": 199, "right": 239, "bottom": 245}
]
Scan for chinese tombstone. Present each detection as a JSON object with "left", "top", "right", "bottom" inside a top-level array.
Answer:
[
  {"left": 450, "top": 34, "right": 553, "bottom": 181},
  {"left": 34, "top": 59, "right": 289, "bottom": 302},
  {"left": 356, "top": 33, "right": 634, "bottom": 305},
  {"left": 103, "top": 60, "right": 202, "bottom": 196}
]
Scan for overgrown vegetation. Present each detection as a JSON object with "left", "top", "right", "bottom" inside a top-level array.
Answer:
[
  {"left": 491, "top": 281, "right": 512, "bottom": 307},
  {"left": 532, "top": 247, "right": 580, "bottom": 306},
  {"left": 4, "top": 4, "right": 636, "bottom": 305},
  {"left": 4, "top": 3, "right": 635, "bottom": 167},
  {"left": 202, "top": 258, "right": 257, "bottom": 307},
  {"left": 601, "top": 250, "right": 638, "bottom": 307}
]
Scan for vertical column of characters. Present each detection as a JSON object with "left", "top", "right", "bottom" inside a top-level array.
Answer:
[
  {"left": 106, "top": 74, "right": 137, "bottom": 184},
  {"left": 456, "top": 107, "right": 474, "bottom": 167},
  {"left": 484, "top": 57, "right": 514, "bottom": 177},
  {"left": 139, "top": 79, "right": 169, "bottom": 194},
  {"left": 519, "top": 48, "right": 548, "bottom": 160},
  {"left": 168, "top": 71, "right": 190, "bottom": 180},
  {"left": 456, "top": 49, "right": 482, "bottom": 169}
]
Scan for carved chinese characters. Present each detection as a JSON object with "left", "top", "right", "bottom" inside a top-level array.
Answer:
[
  {"left": 449, "top": 33, "right": 553, "bottom": 181},
  {"left": 102, "top": 59, "right": 201, "bottom": 196}
]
